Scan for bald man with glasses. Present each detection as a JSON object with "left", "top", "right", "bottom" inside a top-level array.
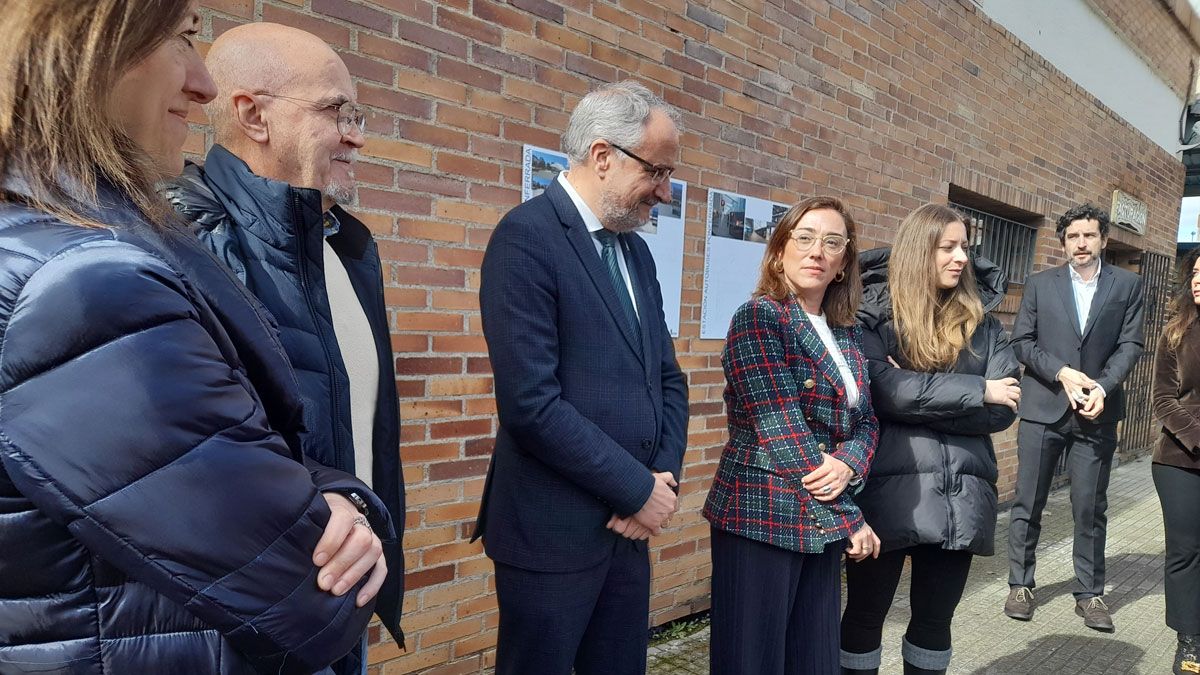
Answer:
[{"left": 162, "top": 23, "right": 404, "bottom": 675}]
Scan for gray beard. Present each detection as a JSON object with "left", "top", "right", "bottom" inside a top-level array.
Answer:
[
  {"left": 599, "top": 188, "right": 649, "bottom": 233},
  {"left": 324, "top": 182, "right": 354, "bottom": 206}
]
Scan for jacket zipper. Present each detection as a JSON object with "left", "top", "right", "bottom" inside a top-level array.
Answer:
[
  {"left": 292, "top": 194, "right": 348, "bottom": 473},
  {"left": 939, "top": 430, "right": 955, "bottom": 543}
]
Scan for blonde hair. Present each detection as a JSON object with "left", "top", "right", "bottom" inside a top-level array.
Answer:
[
  {"left": 754, "top": 196, "right": 862, "bottom": 327},
  {"left": 889, "top": 203, "right": 984, "bottom": 372},
  {"left": 0, "top": 0, "right": 188, "bottom": 226}
]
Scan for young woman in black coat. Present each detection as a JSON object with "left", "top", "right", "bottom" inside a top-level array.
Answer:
[
  {"left": 839, "top": 204, "right": 1021, "bottom": 675},
  {"left": 1152, "top": 248, "right": 1200, "bottom": 675}
]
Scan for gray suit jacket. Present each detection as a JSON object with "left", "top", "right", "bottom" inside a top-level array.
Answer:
[{"left": 1010, "top": 262, "right": 1144, "bottom": 425}]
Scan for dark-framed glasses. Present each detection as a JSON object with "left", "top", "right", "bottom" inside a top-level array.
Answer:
[
  {"left": 608, "top": 142, "right": 674, "bottom": 184},
  {"left": 791, "top": 231, "right": 849, "bottom": 255},
  {"left": 254, "top": 92, "right": 366, "bottom": 137}
]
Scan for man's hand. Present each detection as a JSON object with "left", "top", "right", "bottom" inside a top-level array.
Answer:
[
  {"left": 846, "top": 523, "right": 881, "bottom": 562},
  {"left": 631, "top": 471, "right": 678, "bottom": 535},
  {"left": 801, "top": 453, "right": 854, "bottom": 502},
  {"left": 314, "top": 492, "right": 388, "bottom": 607},
  {"left": 607, "top": 514, "right": 652, "bottom": 540},
  {"left": 984, "top": 377, "right": 1021, "bottom": 412},
  {"left": 1057, "top": 367, "right": 1098, "bottom": 409},
  {"left": 1078, "top": 388, "right": 1106, "bottom": 420}
]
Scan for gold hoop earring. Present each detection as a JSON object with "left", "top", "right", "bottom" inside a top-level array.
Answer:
[{"left": 834, "top": 270, "right": 845, "bottom": 283}]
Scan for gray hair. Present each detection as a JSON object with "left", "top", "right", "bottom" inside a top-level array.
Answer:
[{"left": 561, "top": 81, "right": 682, "bottom": 165}]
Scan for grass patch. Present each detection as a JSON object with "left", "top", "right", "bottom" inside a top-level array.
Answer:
[{"left": 648, "top": 612, "right": 710, "bottom": 646}]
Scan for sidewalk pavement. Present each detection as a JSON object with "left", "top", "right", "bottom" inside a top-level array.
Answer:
[{"left": 648, "top": 455, "right": 1175, "bottom": 674}]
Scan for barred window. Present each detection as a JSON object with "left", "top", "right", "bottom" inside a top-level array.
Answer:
[{"left": 950, "top": 202, "right": 1039, "bottom": 285}]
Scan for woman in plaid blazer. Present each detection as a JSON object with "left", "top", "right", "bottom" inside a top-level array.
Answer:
[{"left": 704, "top": 196, "right": 881, "bottom": 675}]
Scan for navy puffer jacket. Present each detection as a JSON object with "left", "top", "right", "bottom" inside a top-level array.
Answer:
[
  {"left": 854, "top": 248, "right": 1019, "bottom": 555},
  {"left": 162, "top": 146, "right": 404, "bottom": 656},
  {"left": 0, "top": 185, "right": 395, "bottom": 674}
]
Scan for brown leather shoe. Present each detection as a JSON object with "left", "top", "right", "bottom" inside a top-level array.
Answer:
[
  {"left": 1076, "top": 596, "right": 1114, "bottom": 632},
  {"left": 1004, "top": 586, "right": 1035, "bottom": 620}
]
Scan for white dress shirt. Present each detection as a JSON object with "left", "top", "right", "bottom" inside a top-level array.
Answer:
[
  {"left": 805, "top": 312, "right": 859, "bottom": 407},
  {"left": 1069, "top": 258, "right": 1101, "bottom": 332},
  {"left": 557, "top": 172, "right": 639, "bottom": 317}
]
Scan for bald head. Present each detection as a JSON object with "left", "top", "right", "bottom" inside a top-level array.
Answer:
[{"left": 205, "top": 23, "right": 345, "bottom": 146}]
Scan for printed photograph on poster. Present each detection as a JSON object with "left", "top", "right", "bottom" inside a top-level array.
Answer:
[
  {"left": 522, "top": 144, "right": 568, "bottom": 202},
  {"left": 701, "top": 189, "right": 790, "bottom": 339},
  {"left": 638, "top": 180, "right": 687, "bottom": 336},
  {"left": 520, "top": 145, "right": 687, "bottom": 337}
]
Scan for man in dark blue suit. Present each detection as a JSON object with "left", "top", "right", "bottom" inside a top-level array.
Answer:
[{"left": 473, "top": 81, "right": 690, "bottom": 675}]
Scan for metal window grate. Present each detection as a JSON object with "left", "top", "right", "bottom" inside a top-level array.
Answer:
[{"left": 950, "top": 202, "right": 1039, "bottom": 285}]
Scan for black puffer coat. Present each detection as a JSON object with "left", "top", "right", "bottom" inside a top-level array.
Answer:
[{"left": 855, "top": 248, "right": 1019, "bottom": 555}]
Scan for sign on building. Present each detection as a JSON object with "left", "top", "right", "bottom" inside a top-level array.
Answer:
[{"left": 1111, "top": 189, "right": 1147, "bottom": 235}]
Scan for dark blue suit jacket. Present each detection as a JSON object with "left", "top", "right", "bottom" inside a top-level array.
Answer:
[{"left": 473, "top": 178, "right": 689, "bottom": 573}]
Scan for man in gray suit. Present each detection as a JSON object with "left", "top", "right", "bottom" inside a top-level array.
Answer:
[{"left": 1004, "top": 204, "right": 1144, "bottom": 631}]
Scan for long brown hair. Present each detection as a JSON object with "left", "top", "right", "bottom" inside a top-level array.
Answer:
[
  {"left": 889, "top": 203, "right": 984, "bottom": 372},
  {"left": 1163, "top": 248, "right": 1200, "bottom": 351},
  {"left": 0, "top": 0, "right": 189, "bottom": 225},
  {"left": 754, "top": 195, "right": 863, "bottom": 327}
]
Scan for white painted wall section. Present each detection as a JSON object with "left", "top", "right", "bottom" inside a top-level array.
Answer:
[{"left": 979, "top": 0, "right": 1184, "bottom": 155}]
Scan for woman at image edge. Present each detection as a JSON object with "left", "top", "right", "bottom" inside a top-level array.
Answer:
[
  {"left": 840, "top": 204, "right": 1021, "bottom": 675},
  {"left": 1151, "top": 248, "right": 1200, "bottom": 675},
  {"left": 0, "top": 1, "right": 392, "bottom": 672},
  {"left": 705, "top": 196, "right": 881, "bottom": 675}
]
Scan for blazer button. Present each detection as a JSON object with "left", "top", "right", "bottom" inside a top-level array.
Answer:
[
  {"left": 804, "top": 378, "right": 816, "bottom": 389},
  {"left": 641, "top": 439, "right": 653, "bottom": 450},
  {"left": 817, "top": 442, "right": 827, "bottom": 451}
]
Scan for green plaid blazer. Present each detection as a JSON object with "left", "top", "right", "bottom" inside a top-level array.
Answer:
[{"left": 704, "top": 295, "right": 878, "bottom": 553}]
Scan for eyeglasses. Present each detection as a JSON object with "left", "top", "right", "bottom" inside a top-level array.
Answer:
[
  {"left": 791, "top": 231, "right": 849, "bottom": 255},
  {"left": 254, "top": 92, "right": 366, "bottom": 137},
  {"left": 608, "top": 142, "right": 674, "bottom": 184}
]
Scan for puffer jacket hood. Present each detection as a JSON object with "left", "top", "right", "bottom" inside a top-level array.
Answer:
[
  {"left": 857, "top": 246, "right": 1009, "bottom": 329},
  {"left": 852, "top": 247, "right": 1018, "bottom": 555}
]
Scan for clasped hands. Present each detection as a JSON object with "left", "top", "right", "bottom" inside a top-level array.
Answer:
[
  {"left": 1057, "top": 366, "right": 1105, "bottom": 420},
  {"left": 313, "top": 492, "right": 388, "bottom": 608},
  {"left": 607, "top": 471, "right": 678, "bottom": 541}
]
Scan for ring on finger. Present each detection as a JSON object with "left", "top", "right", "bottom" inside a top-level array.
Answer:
[
  {"left": 352, "top": 514, "right": 370, "bottom": 529},
  {"left": 821, "top": 485, "right": 833, "bottom": 495}
]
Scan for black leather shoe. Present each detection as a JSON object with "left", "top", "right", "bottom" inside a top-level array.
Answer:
[
  {"left": 1004, "top": 586, "right": 1035, "bottom": 621},
  {"left": 841, "top": 668, "right": 878, "bottom": 675},
  {"left": 1075, "top": 596, "right": 1114, "bottom": 632},
  {"left": 1175, "top": 633, "right": 1200, "bottom": 674}
]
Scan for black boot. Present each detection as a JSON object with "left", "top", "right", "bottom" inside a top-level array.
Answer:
[
  {"left": 903, "top": 663, "right": 946, "bottom": 675},
  {"left": 841, "top": 668, "right": 878, "bottom": 675},
  {"left": 1175, "top": 633, "right": 1200, "bottom": 674}
]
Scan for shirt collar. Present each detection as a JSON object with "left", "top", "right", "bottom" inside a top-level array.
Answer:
[
  {"left": 557, "top": 172, "right": 604, "bottom": 234},
  {"left": 323, "top": 210, "right": 341, "bottom": 238},
  {"left": 1068, "top": 257, "right": 1101, "bottom": 285}
]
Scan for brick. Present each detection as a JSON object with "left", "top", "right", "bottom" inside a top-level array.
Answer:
[
  {"left": 358, "top": 83, "right": 433, "bottom": 118},
  {"left": 313, "top": 0, "right": 392, "bottom": 32},
  {"left": 396, "top": 18, "right": 469, "bottom": 58},
  {"left": 398, "top": 120, "right": 470, "bottom": 151},
  {"left": 361, "top": 138, "right": 434, "bottom": 167},
  {"left": 428, "top": 458, "right": 491, "bottom": 480},
  {"left": 511, "top": 0, "right": 565, "bottom": 24},
  {"left": 358, "top": 33, "right": 433, "bottom": 71},
  {"left": 685, "top": 2, "right": 726, "bottom": 31},
  {"left": 473, "top": 1, "right": 534, "bottom": 32},
  {"left": 261, "top": 5, "right": 351, "bottom": 47},
  {"left": 436, "top": 7, "right": 501, "bottom": 45},
  {"left": 396, "top": 71, "right": 470, "bottom": 104},
  {"left": 537, "top": 19, "right": 590, "bottom": 53},
  {"left": 437, "top": 154, "right": 501, "bottom": 182}
]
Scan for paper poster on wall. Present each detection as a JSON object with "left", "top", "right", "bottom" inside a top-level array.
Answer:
[
  {"left": 700, "top": 189, "right": 790, "bottom": 339},
  {"left": 521, "top": 144, "right": 686, "bottom": 336}
]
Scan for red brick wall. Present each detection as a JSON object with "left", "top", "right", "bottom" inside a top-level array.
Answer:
[
  {"left": 190, "top": 1, "right": 1191, "bottom": 672},
  {"left": 1088, "top": 0, "right": 1198, "bottom": 99}
]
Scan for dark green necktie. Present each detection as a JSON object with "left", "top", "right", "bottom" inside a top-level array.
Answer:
[{"left": 593, "top": 229, "right": 640, "bottom": 336}]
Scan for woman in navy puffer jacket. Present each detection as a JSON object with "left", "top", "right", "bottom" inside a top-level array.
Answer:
[{"left": 0, "top": 2, "right": 394, "bottom": 673}]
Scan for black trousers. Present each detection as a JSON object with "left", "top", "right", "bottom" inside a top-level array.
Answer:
[
  {"left": 492, "top": 537, "right": 650, "bottom": 675},
  {"left": 1154, "top": 462, "right": 1200, "bottom": 635},
  {"left": 1007, "top": 414, "right": 1117, "bottom": 598},
  {"left": 709, "top": 527, "right": 842, "bottom": 675},
  {"left": 840, "top": 544, "right": 974, "bottom": 654}
]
